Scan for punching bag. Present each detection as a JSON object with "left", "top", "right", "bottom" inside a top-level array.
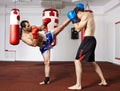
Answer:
[
  {"left": 71, "top": 27, "right": 79, "bottom": 39},
  {"left": 10, "top": 8, "right": 20, "bottom": 45},
  {"left": 42, "top": 8, "right": 59, "bottom": 46}
]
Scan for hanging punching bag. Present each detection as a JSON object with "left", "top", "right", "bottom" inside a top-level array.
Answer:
[
  {"left": 42, "top": 8, "right": 59, "bottom": 46},
  {"left": 10, "top": 8, "right": 20, "bottom": 45}
]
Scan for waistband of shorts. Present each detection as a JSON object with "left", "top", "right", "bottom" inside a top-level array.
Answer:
[{"left": 84, "top": 36, "right": 95, "bottom": 38}]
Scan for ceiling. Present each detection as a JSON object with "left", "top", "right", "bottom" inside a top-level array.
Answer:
[{"left": 0, "top": 0, "right": 112, "bottom": 9}]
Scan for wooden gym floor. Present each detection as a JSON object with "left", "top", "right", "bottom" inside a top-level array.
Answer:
[{"left": 0, "top": 61, "right": 120, "bottom": 91}]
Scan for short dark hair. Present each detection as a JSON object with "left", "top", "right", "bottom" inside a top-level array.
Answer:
[
  {"left": 19, "top": 20, "right": 29, "bottom": 39},
  {"left": 20, "top": 20, "right": 29, "bottom": 28},
  {"left": 74, "top": 7, "right": 84, "bottom": 14}
]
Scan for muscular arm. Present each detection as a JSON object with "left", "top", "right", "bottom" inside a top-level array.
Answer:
[
  {"left": 37, "top": 25, "right": 46, "bottom": 31},
  {"left": 36, "top": 18, "right": 51, "bottom": 31},
  {"left": 32, "top": 25, "right": 45, "bottom": 32},
  {"left": 74, "top": 14, "right": 88, "bottom": 32},
  {"left": 21, "top": 25, "right": 45, "bottom": 47}
]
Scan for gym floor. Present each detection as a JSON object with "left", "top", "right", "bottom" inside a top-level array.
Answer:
[{"left": 0, "top": 61, "right": 120, "bottom": 91}]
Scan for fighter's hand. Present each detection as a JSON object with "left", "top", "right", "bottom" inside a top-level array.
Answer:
[
  {"left": 67, "top": 10, "right": 77, "bottom": 24},
  {"left": 42, "top": 18, "right": 51, "bottom": 26},
  {"left": 32, "top": 27, "right": 39, "bottom": 39}
]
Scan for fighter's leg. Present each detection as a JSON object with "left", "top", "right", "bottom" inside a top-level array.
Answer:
[
  {"left": 68, "top": 59, "right": 82, "bottom": 90},
  {"left": 53, "top": 19, "right": 70, "bottom": 37},
  {"left": 91, "top": 62, "right": 108, "bottom": 86},
  {"left": 40, "top": 50, "right": 51, "bottom": 85}
]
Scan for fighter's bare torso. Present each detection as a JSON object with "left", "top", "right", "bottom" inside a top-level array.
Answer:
[
  {"left": 75, "top": 11, "right": 95, "bottom": 36},
  {"left": 21, "top": 30, "right": 44, "bottom": 47},
  {"left": 84, "top": 12, "right": 95, "bottom": 36}
]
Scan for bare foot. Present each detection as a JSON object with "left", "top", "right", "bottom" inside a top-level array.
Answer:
[
  {"left": 68, "top": 85, "right": 82, "bottom": 90},
  {"left": 98, "top": 81, "right": 108, "bottom": 86}
]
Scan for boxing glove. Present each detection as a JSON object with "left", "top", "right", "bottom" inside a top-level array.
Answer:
[
  {"left": 67, "top": 10, "right": 77, "bottom": 24},
  {"left": 76, "top": 3, "right": 84, "bottom": 11},
  {"left": 32, "top": 27, "right": 39, "bottom": 39},
  {"left": 43, "top": 18, "right": 51, "bottom": 26}
]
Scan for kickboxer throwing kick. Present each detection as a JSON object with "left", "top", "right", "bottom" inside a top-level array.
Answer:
[{"left": 20, "top": 18, "right": 70, "bottom": 84}]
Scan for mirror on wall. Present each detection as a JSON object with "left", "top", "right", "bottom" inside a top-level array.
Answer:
[{"left": 115, "top": 21, "right": 120, "bottom": 60}]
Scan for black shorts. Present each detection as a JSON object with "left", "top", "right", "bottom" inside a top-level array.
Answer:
[{"left": 75, "top": 36, "right": 96, "bottom": 62}]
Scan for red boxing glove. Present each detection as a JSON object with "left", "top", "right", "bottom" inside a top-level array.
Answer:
[
  {"left": 32, "top": 27, "right": 39, "bottom": 39},
  {"left": 43, "top": 18, "right": 51, "bottom": 26}
]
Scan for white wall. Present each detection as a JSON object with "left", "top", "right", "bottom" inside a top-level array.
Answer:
[
  {"left": 0, "top": 6, "right": 6, "bottom": 61},
  {"left": 104, "top": 3, "right": 120, "bottom": 65},
  {"left": 0, "top": 5, "right": 81, "bottom": 62},
  {"left": 0, "top": 3, "right": 119, "bottom": 63},
  {"left": 94, "top": 15, "right": 108, "bottom": 61}
]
